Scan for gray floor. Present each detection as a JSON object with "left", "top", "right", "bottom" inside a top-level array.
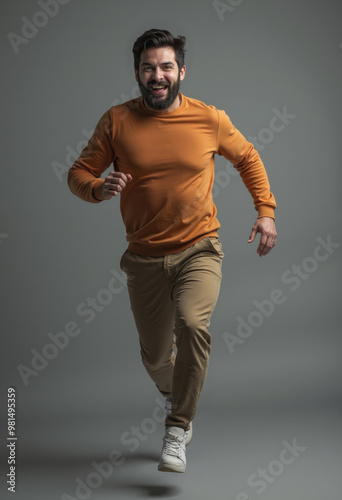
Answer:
[{"left": 2, "top": 401, "right": 341, "bottom": 500}]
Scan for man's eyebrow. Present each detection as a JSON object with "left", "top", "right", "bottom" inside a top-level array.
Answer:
[{"left": 141, "top": 61, "right": 175, "bottom": 67}]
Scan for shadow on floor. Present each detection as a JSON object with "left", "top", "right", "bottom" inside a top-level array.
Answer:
[
  {"left": 102, "top": 480, "right": 182, "bottom": 497},
  {"left": 17, "top": 450, "right": 159, "bottom": 469},
  {"left": 101, "top": 452, "right": 183, "bottom": 497},
  {"left": 16, "top": 450, "right": 183, "bottom": 497}
]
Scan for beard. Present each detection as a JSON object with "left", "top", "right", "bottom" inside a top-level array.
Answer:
[{"left": 138, "top": 73, "right": 181, "bottom": 111}]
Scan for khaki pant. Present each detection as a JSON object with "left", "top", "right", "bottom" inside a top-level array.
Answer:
[{"left": 120, "top": 237, "right": 224, "bottom": 431}]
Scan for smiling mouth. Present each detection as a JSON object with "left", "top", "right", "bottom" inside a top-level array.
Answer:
[{"left": 149, "top": 85, "right": 168, "bottom": 96}]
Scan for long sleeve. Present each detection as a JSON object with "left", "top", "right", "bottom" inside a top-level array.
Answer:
[
  {"left": 67, "top": 110, "right": 115, "bottom": 203},
  {"left": 217, "top": 110, "right": 277, "bottom": 219}
]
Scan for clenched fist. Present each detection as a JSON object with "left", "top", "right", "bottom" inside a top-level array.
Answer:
[{"left": 102, "top": 172, "right": 132, "bottom": 200}]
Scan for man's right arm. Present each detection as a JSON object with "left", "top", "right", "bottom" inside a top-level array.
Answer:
[{"left": 67, "top": 110, "right": 115, "bottom": 203}]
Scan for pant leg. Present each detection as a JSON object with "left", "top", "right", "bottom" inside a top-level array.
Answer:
[
  {"left": 166, "top": 237, "right": 224, "bottom": 430},
  {"left": 120, "top": 250, "right": 175, "bottom": 397}
]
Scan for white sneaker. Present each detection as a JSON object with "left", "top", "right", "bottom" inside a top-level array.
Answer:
[
  {"left": 184, "top": 422, "right": 193, "bottom": 446},
  {"left": 165, "top": 397, "right": 193, "bottom": 446},
  {"left": 158, "top": 426, "right": 186, "bottom": 473}
]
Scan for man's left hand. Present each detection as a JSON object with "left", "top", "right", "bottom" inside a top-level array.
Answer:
[{"left": 248, "top": 217, "right": 277, "bottom": 257}]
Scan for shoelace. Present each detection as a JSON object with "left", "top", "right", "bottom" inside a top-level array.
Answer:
[
  {"left": 163, "top": 434, "right": 185, "bottom": 458},
  {"left": 165, "top": 397, "right": 172, "bottom": 415}
]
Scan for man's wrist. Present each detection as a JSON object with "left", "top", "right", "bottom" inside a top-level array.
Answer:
[
  {"left": 257, "top": 207, "right": 275, "bottom": 220},
  {"left": 258, "top": 215, "right": 275, "bottom": 220},
  {"left": 92, "top": 179, "right": 105, "bottom": 202}
]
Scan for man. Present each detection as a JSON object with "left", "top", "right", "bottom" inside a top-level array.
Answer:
[{"left": 68, "top": 28, "right": 277, "bottom": 473}]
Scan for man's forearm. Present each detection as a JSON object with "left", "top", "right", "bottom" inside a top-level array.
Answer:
[
  {"left": 67, "top": 165, "right": 105, "bottom": 203},
  {"left": 234, "top": 142, "right": 277, "bottom": 219}
]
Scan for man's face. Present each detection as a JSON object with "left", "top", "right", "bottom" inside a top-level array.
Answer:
[{"left": 135, "top": 46, "right": 186, "bottom": 112}]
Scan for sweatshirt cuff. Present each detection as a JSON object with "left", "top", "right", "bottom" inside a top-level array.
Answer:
[
  {"left": 92, "top": 179, "right": 105, "bottom": 202},
  {"left": 257, "top": 206, "right": 275, "bottom": 220}
]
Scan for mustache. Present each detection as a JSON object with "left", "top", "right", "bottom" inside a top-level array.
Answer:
[{"left": 147, "top": 81, "right": 170, "bottom": 88}]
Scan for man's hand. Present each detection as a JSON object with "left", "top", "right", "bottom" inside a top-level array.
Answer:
[
  {"left": 248, "top": 217, "right": 277, "bottom": 257},
  {"left": 102, "top": 172, "right": 132, "bottom": 200}
]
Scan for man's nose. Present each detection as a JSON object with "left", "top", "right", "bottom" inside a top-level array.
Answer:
[{"left": 153, "top": 67, "right": 164, "bottom": 81}]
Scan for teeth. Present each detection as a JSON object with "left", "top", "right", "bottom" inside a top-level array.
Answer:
[{"left": 152, "top": 86, "right": 166, "bottom": 89}]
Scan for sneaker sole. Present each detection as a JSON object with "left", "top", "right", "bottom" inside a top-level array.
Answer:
[{"left": 158, "top": 462, "right": 186, "bottom": 473}]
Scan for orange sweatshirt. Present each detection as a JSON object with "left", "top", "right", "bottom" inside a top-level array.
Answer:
[{"left": 68, "top": 94, "right": 276, "bottom": 256}]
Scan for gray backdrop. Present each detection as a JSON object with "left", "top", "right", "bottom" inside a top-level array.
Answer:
[{"left": 1, "top": 1, "right": 341, "bottom": 499}]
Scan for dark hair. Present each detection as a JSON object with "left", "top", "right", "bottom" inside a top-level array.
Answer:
[{"left": 132, "top": 29, "right": 186, "bottom": 72}]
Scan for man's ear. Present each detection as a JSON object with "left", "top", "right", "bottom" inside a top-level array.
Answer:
[
  {"left": 180, "top": 65, "right": 186, "bottom": 81},
  {"left": 134, "top": 69, "right": 139, "bottom": 82}
]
